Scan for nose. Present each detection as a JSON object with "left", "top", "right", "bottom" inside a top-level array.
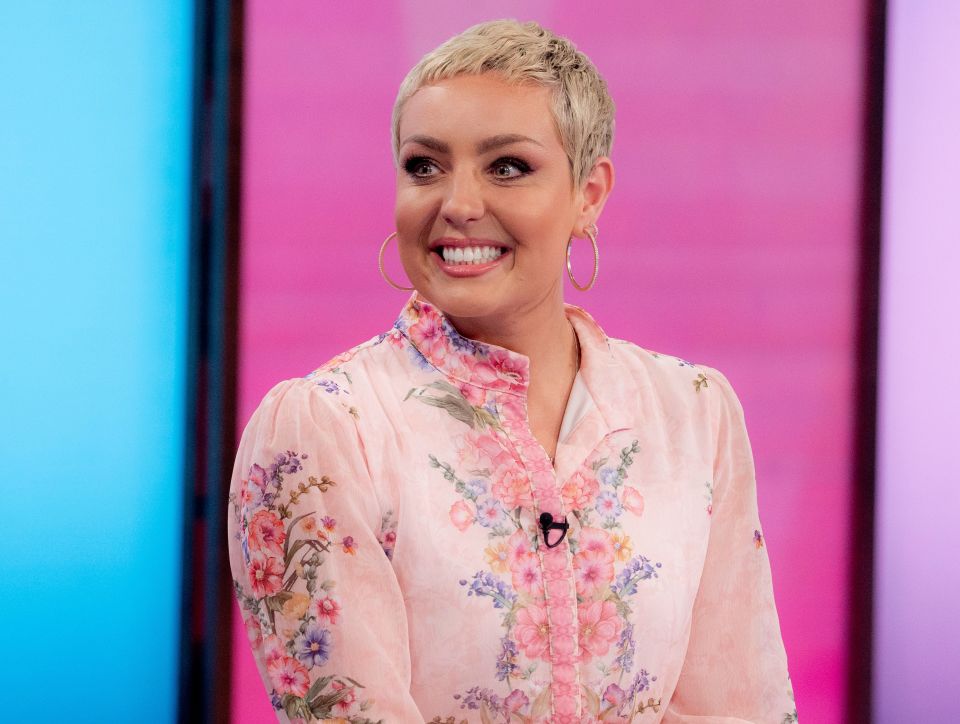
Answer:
[{"left": 440, "top": 168, "right": 484, "bottom": 227}]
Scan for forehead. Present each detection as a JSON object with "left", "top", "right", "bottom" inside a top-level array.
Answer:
[{"left": 398, "top": 74, "right": 563, "bottom": 150}]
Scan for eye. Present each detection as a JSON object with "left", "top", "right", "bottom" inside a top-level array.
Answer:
[
  {"left": 403, "top": 156, "right": 439, "bottom": 179},
  {"left": 490, "top": 157, "right": 532, "bottom": 180}
]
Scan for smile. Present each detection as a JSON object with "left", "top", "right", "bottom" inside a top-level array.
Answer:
[
  {"left": 439, "top": 245, "right": 504, "bottom": 265},
  {"left": 429, "top": 242, "right": 512, "bottom": 278}
]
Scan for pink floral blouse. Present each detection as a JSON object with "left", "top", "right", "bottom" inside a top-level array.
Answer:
[{"left": 227, "top": 293, "right": 798, "bottom": 724}]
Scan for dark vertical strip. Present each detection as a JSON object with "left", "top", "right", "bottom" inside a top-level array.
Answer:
[
  {"left": 847, "top": 1, "right": 886, "bottom": 722},
  {"left": 179, "top": 0, "right": 245, "bottom": 722}
]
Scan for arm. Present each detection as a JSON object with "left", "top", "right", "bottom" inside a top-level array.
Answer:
[
  {"left": 663, "top": 367, "right": 798, "bottom": 724},
  {"left": 227, "top": 377, "right": 424, "bottom": 723}
]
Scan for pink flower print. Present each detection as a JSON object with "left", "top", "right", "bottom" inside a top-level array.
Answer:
[
  {"left": 506, "top": 528, "right": 533, "bottom": 567},
  {"left": 577, "top": 600, "right": 622, "bottom": 661},
  {"left": 620, "top": 486, "right": 645, "bottom": 516},
  {"left": 238, "top": 474, "right": 265, "bottom": 510},
  {"left": 247, "top": 550, "right": 284, "bottom": 597},
  {"left": 408, "top": 316, "right": 450, "bottom": 364},
  {"left": 387, "top": 327, "right": 405, "bottom": 347},
  {"left": 457, "top": 380, "right": 486, "bottom": 407},
  {"left": 248, "top": 509, "right": 286, "bottom": 556},
  {"left": 497, "top": 394, "right": 527, "bottom": 423},
  {"left": 595, "top": 490, "right": 623, "bottom": 519},
  {"left": 458, "top": 430, "right": 514, "bottom": 475},
  {"left": 323, "top": 347, "right": 359, "bottom": 368},
  {"left": 243, "top": 614, "right": 263, "bottom": 647},
  {"left": 449, "top": 500, "right": 475, "bottom": 532},
  {"left": 514, "top": 603, "right": 551, "bottom": 660},
  {"left": 573, "top": 549, "right": 615, "bottom": 599},
  {"left": 263, "top": 634, "right": 285, "bottom": 667},
  {"left": 341, "top": 536, "right": 357, "bottom": 555},
  {"left": 487, "top": 347, "right": 528, "bottom": 391},
  {"left": 299, "top": 515, "right": 318, "bottom": 535},
  {"left": 321, "top": 516, "right": 337, "bottom": 532},
  {"left": 603, "top": 682, "right": 627, "bottom": 708},
  {"left": 268, "top": 655, "right": 310, "bottom": 697},
  {"left": 504, "top": 689, "right": 530, "bottom": 714},
  {"left": 492, "top": 467, "right": 533, "bottom": 511},
  {"left": 754, "top": 529, "right": 764, "bottom": 548},
  {"left": 462, "top": 355, "right": 496, "bottom": 385},
  {"left": 247, "top": 463, "right": 268, "bottom": 493},
  {"left": 313, "top": 596, "right": 341, "bottom": 625},
  {"left": 577, "top": 527, "right": 615, "bottom": 563},
  {"left": 510, "top": 552, "right": 544, "bottom": 598},
  {"left": 561, "top": 471, "right": 600, "bottom": 511},
  {"left": 331, "top": 680, "right": 358, "bottom": 715}
]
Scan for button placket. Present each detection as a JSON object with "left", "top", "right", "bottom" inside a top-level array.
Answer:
[{"left": 499, "top": 396, "right": 583, "bottom": 724}]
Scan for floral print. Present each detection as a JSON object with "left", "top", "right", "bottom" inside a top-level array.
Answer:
[
  {"left": 229, "top": 451, "right": 383, "bottom": 722},
  {"left": 228, "top": 292, "right": 797, "bottom": 723}
]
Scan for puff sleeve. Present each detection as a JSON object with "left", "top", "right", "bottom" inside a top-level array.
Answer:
[
  {"left": 227, "top": 377, "right": 424, "bottom": 723},
  {"left": 663, "top": 368, "right": 798, "bottom": 724}
]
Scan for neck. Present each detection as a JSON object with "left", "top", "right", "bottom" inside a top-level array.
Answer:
[{"left": 446, "top": 290, "right": 580, "bottom": 385}]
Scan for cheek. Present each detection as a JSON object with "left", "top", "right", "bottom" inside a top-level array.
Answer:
[{"left": 394, "top": 185, "right": 434, "bottom": 231}]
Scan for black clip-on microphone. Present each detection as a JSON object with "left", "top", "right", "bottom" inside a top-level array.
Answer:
[{"left": 539, "top": 512, "right": 569, "bottom": 548}]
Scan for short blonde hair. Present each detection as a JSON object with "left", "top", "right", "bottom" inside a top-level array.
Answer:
[{"left": 391, "top": 19, "right": 615, "bottom": 187}]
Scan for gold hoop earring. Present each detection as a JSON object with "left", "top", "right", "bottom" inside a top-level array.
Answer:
[
  {"left": 378, "top": 232, "right": 414, "bottom": 291},
  {"left": 566, "top": 223, "right": 599, "bottom": 291}
]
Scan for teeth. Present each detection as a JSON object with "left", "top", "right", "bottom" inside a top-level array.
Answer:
[{"left": 440, "top": 245, "right": 504, "bottom": 265}]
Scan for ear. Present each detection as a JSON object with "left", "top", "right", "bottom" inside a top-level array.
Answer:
[{"left": 574, "top": 156, "right": 615, "bottom": 235}]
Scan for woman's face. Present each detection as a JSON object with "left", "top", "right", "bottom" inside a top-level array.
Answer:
[{"left": 394, "top": 73, "right": 609, "bottom": 324}]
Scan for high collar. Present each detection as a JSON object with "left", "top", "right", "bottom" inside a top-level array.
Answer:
[{"left": 393, "top": 291, "right": 634, "bottom": 433}]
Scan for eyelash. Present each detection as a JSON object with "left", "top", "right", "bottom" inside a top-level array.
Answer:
[{"left": 402, "top": 156, "right": 533, "bottom": 181}]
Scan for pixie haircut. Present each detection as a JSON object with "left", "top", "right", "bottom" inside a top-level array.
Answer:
[{"left": 391, "top": 19, "right": 615, "bottom": 187}]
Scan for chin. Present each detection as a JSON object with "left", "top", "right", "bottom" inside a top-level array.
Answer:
[{"left": 415, "top": 281, "right": 508, "bottom": 324}]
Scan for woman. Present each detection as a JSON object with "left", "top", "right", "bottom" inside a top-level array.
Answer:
[{"left": 228, "top": 19, "right": 797, "bottom": 724}]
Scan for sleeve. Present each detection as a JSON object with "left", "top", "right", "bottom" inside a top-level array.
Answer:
[
  {"left": 226, "top": 377, "right": 425, "bottom": 723},
  {"left": 662, "top": 367, "right": 798, "bottom": 724}
]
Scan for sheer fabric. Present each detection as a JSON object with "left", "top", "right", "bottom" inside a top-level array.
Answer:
[{"left": 227, "top": 292, "right": 797, "bottom": 723}]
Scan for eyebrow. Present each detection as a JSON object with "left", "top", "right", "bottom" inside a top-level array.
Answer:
[{"left": 400, "top": 133, "right": 544, "bottom": 154}]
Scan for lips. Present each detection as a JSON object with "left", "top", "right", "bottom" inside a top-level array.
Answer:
[{"left": 428, "top": 237, "right": 512, "bottom": 277}]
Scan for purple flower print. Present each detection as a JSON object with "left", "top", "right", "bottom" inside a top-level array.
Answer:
[
  {"left": 612, "top": 555, "right": 661, "bottom": 596},
  {"left": 615, "top": 622, "right": 636, "bottom": 673},
  {"left": 504, "top": 688, "right": 529, "bottom": 714},
  {"left": 312, "top": 378, "right": 343, "bottom": 395},
  {"left": 269, "top": 451, "right": 304, "bottom": 479},
  {"left": 598, "top": 466, "right": 620, "bottom": 487},
  {"left": 475, "top": 497, "right": 507, "bottom": 528},
  {"left": 627, "top": 668, "right": 658, "bottom": 699},
  {"left": 464, "top": 477, "right": 488, "bottom": 498},
  {"left": 454, "top": 686, "right": 503, "bottom": 714},
  {"left": 296, "top": 622, "right": 332, "bottom": 668},
  {"left": 442, "top": 318, "right": 479, "bottom": 353},
  {"left": 603, "top": 683, "right": 627, "bottom": 710},
  {"left": 407, "top": 344, "right": 433, "bottom": 370},
  {"left": 495, "top": 636, "right": 519, "bottom": 681},
  {"left": 595, "top": 489, "right": 623, "bottom": 519},
  {"left": 460, "top": 571, "right": 517, "bottom": 609}
]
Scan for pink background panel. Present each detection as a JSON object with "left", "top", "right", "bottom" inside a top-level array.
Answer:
[{"left": 233, "top": 3, "right": 865, "bottom": 722}]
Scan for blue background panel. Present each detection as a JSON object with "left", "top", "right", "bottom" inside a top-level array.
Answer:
[{"left": 0, "top": 3, "right": 193, "bottom": 721}]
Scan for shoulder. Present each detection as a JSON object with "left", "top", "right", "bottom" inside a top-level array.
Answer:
[
  {"left": 246, "top": 327, "right": 406, "bottom": 437},
  {"left": 605, "top": 335, "right": 724, "bottom": 394},
  {"left": 604, "top": 335, "right": 744, "bottom": 427}
]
